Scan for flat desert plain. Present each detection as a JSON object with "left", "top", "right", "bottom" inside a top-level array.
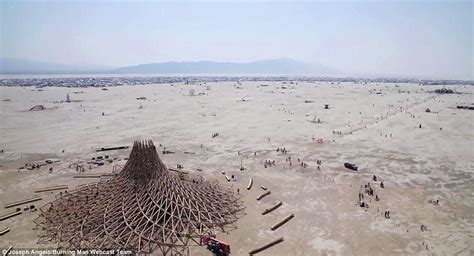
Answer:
[{"left": 0, "top": 81, "right": 473, "bottom": 255}]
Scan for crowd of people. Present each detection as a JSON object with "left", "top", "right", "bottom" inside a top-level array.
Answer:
[
  {"left": 357, "top": 174, "right": 385, "bottom": 211},
  {"left": 264, "top": 159, "right": 275, "bottom": 168}
]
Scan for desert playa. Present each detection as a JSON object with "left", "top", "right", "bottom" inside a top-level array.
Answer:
[{"left": 0, "top": 80, "right": 473, "bottom": 255}]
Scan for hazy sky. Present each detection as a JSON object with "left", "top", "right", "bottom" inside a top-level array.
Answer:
[{"left": 1, "top": 1, "right": 472, "bottom": 79}]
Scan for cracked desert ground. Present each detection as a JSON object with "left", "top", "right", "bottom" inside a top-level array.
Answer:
[{"left": 0, "top": 81, "right": 473, "bottom": 255}]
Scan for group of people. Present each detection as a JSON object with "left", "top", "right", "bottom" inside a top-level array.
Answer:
[
  {"left": 276, "top": 147, "right": 288, "bottom": 154},
  {"left": 358, "top": 194, "right": 369, "bottom": 208},
  {"left": 357, "top": 174, "right": 385, "bottom": 209},
  {"left": 75, "top": 164, "right": 84, "bottom": 173},
  {"left": 22, "top": 163, "right": 42, "bottom": 171},
  {"left": 365, "top": 183, "right": 374, "bottom": 196},
  {"left": 373, "top": 175, "right": 385, "bottom": 188},
  {"left": 264, "top": 159, "right": 276, "bottom": 168},
  {"left": 297, "top": 158, "right": 308, "bottom": 168}
]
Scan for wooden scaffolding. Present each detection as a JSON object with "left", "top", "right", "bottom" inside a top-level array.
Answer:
[{"left": 34, "top": 140, "right": 245, "bottom": 255}]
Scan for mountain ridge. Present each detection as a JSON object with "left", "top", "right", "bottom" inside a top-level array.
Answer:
[
  {"left": 0, "top": 58, "right": 338, "bottom": 75},
  {"left": 115, "top": 58, "right": 337, "bottom": 74}
]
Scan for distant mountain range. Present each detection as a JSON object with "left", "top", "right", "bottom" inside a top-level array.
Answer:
[
  {"left": 0, "top": 58, "right": 338, "bottom": 75},
  {"left": 115, "top": 59, "right": 337, "bottom": 75}
]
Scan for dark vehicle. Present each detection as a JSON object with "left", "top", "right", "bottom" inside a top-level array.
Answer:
[{"left": 344, "top": 162, "right": 358, "bottom": 171}]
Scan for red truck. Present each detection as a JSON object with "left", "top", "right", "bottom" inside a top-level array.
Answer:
[{"left": 201, "top": 235, "right": 230, "bottom": 256}]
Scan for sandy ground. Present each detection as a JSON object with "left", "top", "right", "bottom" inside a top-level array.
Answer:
[{"left": 0, "top": 81, "right": 473, "bottom": 256}]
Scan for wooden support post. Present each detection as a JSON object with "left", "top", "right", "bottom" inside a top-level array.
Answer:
[
  {"left": 73, "top": 174, "right": 102, "bottom": 178},
  {"left": 73, "top": 173, "right": 114, "bottom": 178},
  {"left": 257, "top": 191, "right": 271, "bottom": 201},
  {"left": 249, "top": 237, "right": 284, "bottom": 255},
  {"left": 34, "top": 185, "right": 68, "bottom": 193},
  {"left": 262, "top": 201, "right": 282, "bottom": 215},
  {"left": 271, "top": 214, "right": 294, "bottom": 231},
  {"left": 96, "top": 146, "right": 129, "bottom": 152},
  {"left": 0, "top": 211, "right": 22, "bottom": 221},
  {"left": 5, "top": 196, "right": 42, "bottom": 208},
  {"left": 0, "top": 227, "right": 10, "bottom": 235},
  {"left": 169, "top": 168, "right": 188, "bottom": 174},
  {"left": 247, "top": 178, "right": 253, "bottom": 190}
]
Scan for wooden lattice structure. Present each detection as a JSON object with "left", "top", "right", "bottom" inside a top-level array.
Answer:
[{"left": 34, "top": 140, "right": 245, "bottom": 255}]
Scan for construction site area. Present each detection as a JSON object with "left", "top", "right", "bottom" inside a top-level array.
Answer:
[{"left": 0, "top": 80, "right": 473, "bottom": 255}]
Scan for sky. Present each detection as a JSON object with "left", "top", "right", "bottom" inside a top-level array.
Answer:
[{"left": 0, "top": 0, "right": 472, "bottom": 79}]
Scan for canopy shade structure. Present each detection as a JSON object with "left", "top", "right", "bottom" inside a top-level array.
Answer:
[{"left": 34, "top": 140, "right": 245, "bottom": 255}]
